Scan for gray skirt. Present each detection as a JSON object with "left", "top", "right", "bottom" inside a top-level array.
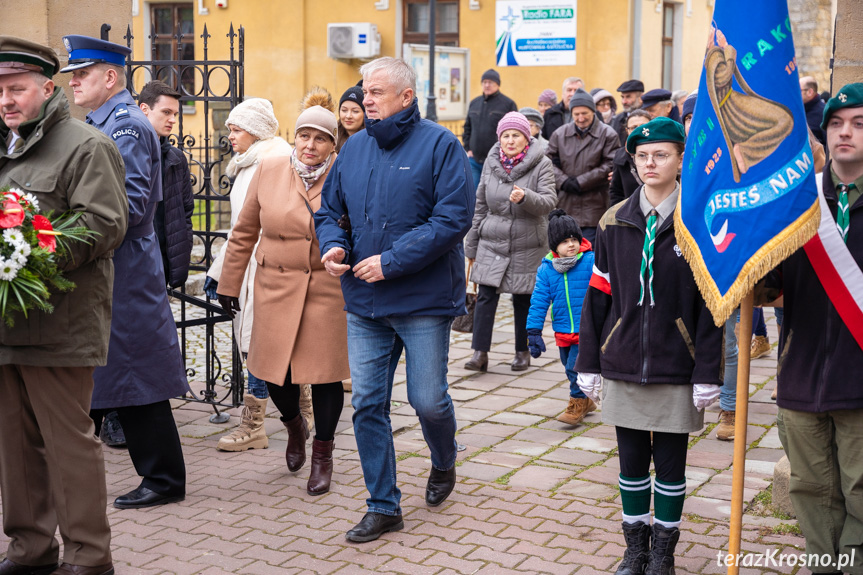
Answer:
[{"left": 601, "top": 378, "right": 705, "bottom": 434}]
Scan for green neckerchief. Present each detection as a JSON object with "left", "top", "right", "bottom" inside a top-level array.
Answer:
[
  {"left": 638, "top": 209, "right": 658, "bottom": 307},
  {"left": 831, "top": 170, "right": 863, "bottom": 215}
]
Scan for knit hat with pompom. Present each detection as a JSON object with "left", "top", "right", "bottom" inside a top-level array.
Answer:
[{"left": 547, "top": 209, "right": 583, "bottom": 253}]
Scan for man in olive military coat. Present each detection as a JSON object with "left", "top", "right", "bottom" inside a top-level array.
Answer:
[{"left": 0, "top": 36, "right": 128, "bottom": 575}]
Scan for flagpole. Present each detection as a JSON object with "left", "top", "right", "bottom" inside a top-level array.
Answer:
[{"left": 728, "top": 290, "right": 753, "bottom": 575}]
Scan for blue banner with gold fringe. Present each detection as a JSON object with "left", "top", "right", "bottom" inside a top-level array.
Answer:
[{"left": 675, "top": 0, "right": 820, "bottom": 325}]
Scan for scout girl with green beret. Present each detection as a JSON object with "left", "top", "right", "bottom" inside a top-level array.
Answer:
[{"left": 575, "top": 117, "right": 724, "bottom": 575}]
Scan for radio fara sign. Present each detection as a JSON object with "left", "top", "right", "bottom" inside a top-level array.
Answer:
[{"left": 495, "top": 1, "right": 577, "bottom": 67}]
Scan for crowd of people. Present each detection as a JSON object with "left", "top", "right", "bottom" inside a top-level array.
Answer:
[{"left": 0, "top": 31, "right": 860, "bottom": 575}]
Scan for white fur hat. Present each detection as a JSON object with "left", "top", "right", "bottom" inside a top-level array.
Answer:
[{"left": 225, "top": 97, "right": 278, "bottom": 140}]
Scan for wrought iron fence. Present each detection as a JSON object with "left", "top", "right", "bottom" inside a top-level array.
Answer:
[{"left": 122, "top": 22, "right": 245, "bottom": 421}]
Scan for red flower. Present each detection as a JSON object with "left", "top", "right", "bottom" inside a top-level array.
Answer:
[
  {"left": 0, "top": 199, "right": 24, "bottom": 228},
  {"left": 32, "top": 215, "right": 60, "bottom": 252}
]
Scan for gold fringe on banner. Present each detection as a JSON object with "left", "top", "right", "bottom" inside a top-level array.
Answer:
[{"left": 673, "top": 195, "right": 821, "bottom": 327}]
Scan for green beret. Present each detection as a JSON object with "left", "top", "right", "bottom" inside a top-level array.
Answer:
[
  {"left": 822, "top": 83, "right": 863, "bottom": 131},
  {"left": 0, "top": 35, "right": 59, "bottom": 77},
  {"left": 625, "top": 116, "right": 685, "bottom": 154}
]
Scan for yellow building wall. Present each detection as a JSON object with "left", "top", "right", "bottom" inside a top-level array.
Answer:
[
  {"left": 680, "top": 2, "right": 715, "bottom": 91},
  {"left": 639, "top": 0, "right": 714, "bottom": 93},
  {"left": 130, "top": 0, "right": 714, "bottom": 139}
]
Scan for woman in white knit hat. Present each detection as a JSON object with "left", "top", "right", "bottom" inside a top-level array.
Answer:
[
  {"left": 204, "top": 97, "right": 296, "bottom": 452},
  {"left": 215, "top": 98, "right": 349, "bottom": 495}
]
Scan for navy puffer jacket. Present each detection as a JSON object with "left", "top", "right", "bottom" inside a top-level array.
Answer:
[
  {"left": 315, "top": 100, "right": 474, "bottom": 318},
  {"left": 154, "top": 140, "right": 194, "bottom": 288}
]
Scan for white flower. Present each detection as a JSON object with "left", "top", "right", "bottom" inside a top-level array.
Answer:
[
  {"left": 0, "top": 258, "right": 20, "bottom": 281},
  {"left": 5, "top": 188, "right": 24, "bottom": 199},
  {"left": 2, "top": 228, "right": 24, "bottom": 246},
  {"left": 22, "top": 193, "right": 39, "bottom": 211},
  {"left": 12, "top": 243, "right": 29, "bottom": 266}
]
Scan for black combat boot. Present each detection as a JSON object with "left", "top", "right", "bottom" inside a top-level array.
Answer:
[
  {"left": 645, "top": 523, "right": 680, "bottom": 575},
  {"left": 615, "top": 521, "right": 651, "bottom": 575}
]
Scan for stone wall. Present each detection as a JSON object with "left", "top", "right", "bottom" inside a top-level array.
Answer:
[
  {"left": 0, "top": 0, "right": 131, "bottom": 121},
  {"left": 833, "top": 0, "right": 863, "bottom": 92},
  {"left": 788, "top": 0, "right": 835, "bottom": 95}
]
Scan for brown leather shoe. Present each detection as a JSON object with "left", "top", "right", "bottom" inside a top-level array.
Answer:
[
  {"left": 511, "top": 351, "right": 530, "bottom": 371},
  {"left": 0, "top": 558, "right": 57, "bottom": 575},
  {"left": 282, "top": 413, "right": 309, "bottom": 472},
  {"left": 51, "top": 563, "right": 114, "bottom": 575},
  {"left": 464, "top": 350, "right": 488, "bottom": 371},
  {"left": 307, "top": 438, "right": 335, "bottom": 496}
]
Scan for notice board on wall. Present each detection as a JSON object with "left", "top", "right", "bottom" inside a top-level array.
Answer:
[{"left": 402, "top": 44, "right": 470, "bottom": 121}]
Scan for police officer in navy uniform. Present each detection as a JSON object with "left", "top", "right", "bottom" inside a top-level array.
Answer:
[{"left": 60, "top": 35, "right": 190, "bottom": 510}]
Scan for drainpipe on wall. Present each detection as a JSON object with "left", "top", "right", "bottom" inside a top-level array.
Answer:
[{"left": 631, "top": 0, "right": 642, "bottom": 80}]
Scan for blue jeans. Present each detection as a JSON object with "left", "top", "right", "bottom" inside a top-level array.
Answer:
[
  {"left": 247, "top": 370, "right": 269, "bottom": 399},
  {"left": 752, "top": 308, "right": 767, "bottom": 337},
  {"left": 468, "top": 157, "right": 483, "bottom": 192},
  {"left": 775, "top": 307, "right": 784, "bottom": 328},
  {"left": 347, "top": 313, "right": 458, "bottom": 516},
  {"left": 720, "top": 314, "right": 738, "bottom": 412},
  {"left": 559, "top": 344, "right": 587, "bottom": 398}
]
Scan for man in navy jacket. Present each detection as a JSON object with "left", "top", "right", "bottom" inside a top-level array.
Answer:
[{"left": 316, "top": 57, "right": 473, "bottom": 544}]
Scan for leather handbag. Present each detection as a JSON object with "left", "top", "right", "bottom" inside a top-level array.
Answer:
[{"left": 452, "top": 260, "right": 477, "bottom": 333}]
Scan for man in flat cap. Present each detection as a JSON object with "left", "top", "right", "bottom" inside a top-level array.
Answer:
[
  {"left": 760, "top": 83, "right": 863, "bottom": 575},
  {"left": 641, "top": 88, "right": 681, "bottom": 123},
  {"left": 0, "top": 35, "right": 128, "bottom": 575},
  {"left": 60, "top": 35, "right": 190, "bottom": 510},
  {"left": 462, "top": 68, "right": 517, "bottom": 190},
  {"left": 611, "top": 79, "right": 644, "bottom": 145}
]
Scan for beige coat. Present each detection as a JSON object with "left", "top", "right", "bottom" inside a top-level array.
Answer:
[{"left": 218, "top": 155, "right": 349, "bottom": 385}]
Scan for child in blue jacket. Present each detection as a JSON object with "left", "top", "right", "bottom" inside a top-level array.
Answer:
[{"left": 526, "top": 209, "right": 596, "bottom": 425}]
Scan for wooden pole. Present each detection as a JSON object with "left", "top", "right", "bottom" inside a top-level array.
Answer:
[{"left": 727, "top": 291, "right": 754, "bottom": 574}]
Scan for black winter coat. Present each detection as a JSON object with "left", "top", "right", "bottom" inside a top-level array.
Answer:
[
  {"left": 804, "top": 96, "right": 827, "bottom": 148},
  {"left": 154, "top": 139, "right": 194, "bottom": 288},
  {"left": 609, "top": 147, "right": 640, "bottom": 206},
  {"left": 575, "top": 190, "right": 723, "bottom": 386},
  {"left": 759, "top": 162, "right": 863, "bottom": 413},
  {"left": 462, "top": 91, "right": 517, "bottom": 163},
  {"left": 610, "top": 111, "right": 629, "bottom": 146},
  {"left": 541, "top": 101, "right": 568, "bottom": 141}
]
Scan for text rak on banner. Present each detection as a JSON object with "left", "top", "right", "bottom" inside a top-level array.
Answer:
[{"left": 674, "top": 0, "right": 820, "bottom": 325}]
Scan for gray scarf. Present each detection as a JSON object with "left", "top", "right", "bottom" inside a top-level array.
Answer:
[{"left": 552, "top": 255, "right": 580, "bottom": 273}]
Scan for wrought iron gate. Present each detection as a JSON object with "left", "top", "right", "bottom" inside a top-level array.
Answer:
[{"left": 121, "top": 22, "right": 245, "bottom": 421}]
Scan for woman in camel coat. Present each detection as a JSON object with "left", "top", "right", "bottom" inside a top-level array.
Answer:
[{"left": 217, "top": 104, "right": 348, "bottom": 495}]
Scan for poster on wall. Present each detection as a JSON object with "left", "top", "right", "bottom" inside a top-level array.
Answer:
[
  {"left": 495, "top": 1, "right": 577, "bottom": 67},
  {"left": 402, "top": 44, "right": 470, "bottom": 121}
]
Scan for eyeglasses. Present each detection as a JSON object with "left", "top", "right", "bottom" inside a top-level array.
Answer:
[{"left": 633, "top": 152, "right": 674, "bottom": 166}]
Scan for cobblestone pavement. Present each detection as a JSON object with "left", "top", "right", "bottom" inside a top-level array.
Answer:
[{"left": 1, "top": 302, "right": 812, "bottom": 574}]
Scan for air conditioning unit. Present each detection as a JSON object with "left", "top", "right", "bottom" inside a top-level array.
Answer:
[{"left": 327, "top": 23, "right": 381, "bottom": 60}]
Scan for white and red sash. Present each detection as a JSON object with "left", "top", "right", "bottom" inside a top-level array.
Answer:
[{"left": 803, "top": 180, "right": 863, "bottom": 350}]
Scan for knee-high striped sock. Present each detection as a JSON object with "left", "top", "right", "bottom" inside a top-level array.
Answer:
[
  {"left": 654, "top": 478, "right": 686, "bottom": 529},
  {"left": 619, "top": 474, "right": 651, "bottom": 524}
]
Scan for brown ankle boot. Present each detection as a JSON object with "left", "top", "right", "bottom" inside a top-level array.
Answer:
[
  {"left": 307, "top": 438, "right": 335, "bottom": 496},
  {"left": 464, "top": 350, "right": 488, "bottom": 371},
  {"left": 511, "top": 351, "right": 531, "bottom": 371},
  {"left": 282, "top": 414, "right": 309, "bottom": 472}
]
